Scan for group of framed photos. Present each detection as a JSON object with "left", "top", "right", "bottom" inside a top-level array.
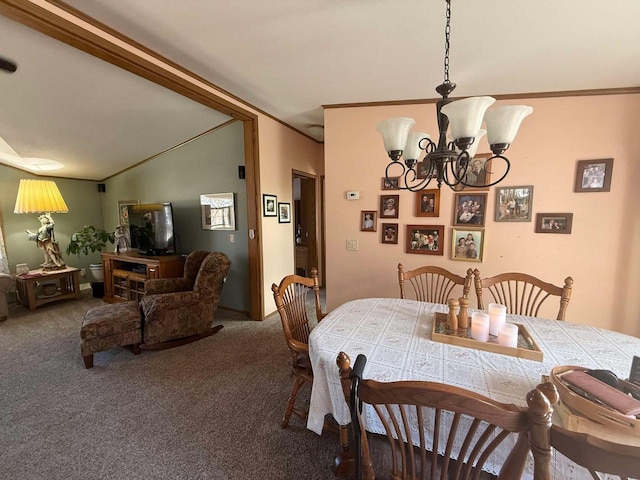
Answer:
[
  {"left": 360, "top": 157, "right": 614, "bottom": 261},
  {"left": 262, "top": 194, "right": 291, "bottom": 223}
]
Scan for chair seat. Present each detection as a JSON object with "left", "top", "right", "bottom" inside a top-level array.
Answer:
[{"left": 81, "top": 301, "right": 141, "bottom": 340}]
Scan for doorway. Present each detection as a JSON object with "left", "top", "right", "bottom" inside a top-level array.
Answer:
[{"left": 292, "top": 171, "right": 317, "bottom": 278}]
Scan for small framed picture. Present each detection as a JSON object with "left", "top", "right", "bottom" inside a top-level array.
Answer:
[
  {"left": 381, "top": 176, "right": 400, "bottom": 190},
  {"left": 361, "top": 210, "right": 377, "bottom": 232},
  {"left": 574, "top": 158, "right": 613, "bottom": 192},
  {"left": 458, "top": 153, "right": 492, "bottom": 189},
  {"left": 278, "top": 202, "right": 291, "bottom": 223},
  {"left": 380, "top": 194, "right": 399, "bottom": 219},
  {"left": 495, "top": 185, "right": 534, "bottom": 222},
  {"left": 415, "top": 189, "right": 440, "bottom": 217},
  {"left": 118, "top": 200, "right": 139, "bottom": 226},
  {"left": 406, "top": 225, "right": 444, "bottom": 255},
  {"left": 451, "top": 228, "right": 484, "bottom": 262},
  {"left": 381, "top": 223, "right": 398, "bottom": 244},
  {"left": 416, "top": 161, "right": 435, "bottom": 179},
  {"left": 535, "top": 213, "right": 573, "bottom": 234},
  {"left": 453, "top": 193, "right": 488, "bottom": 226},
  {"left": 262, "top": 194, "right": 277, "bottom": 217}
]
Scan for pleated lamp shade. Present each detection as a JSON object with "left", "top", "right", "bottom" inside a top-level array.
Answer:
[{"left": 14, "top": 179, "right": 69, "bottom": 214}]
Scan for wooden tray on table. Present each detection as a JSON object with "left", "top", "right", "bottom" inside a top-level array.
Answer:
[{"left": 431, "top": 312, "right": 543, "bottom": 362}]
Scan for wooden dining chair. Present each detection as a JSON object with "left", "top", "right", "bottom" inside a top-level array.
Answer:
[
  {"left": 550, "top": 426, "right": 640, "bottom": 479},
  {"left": 398, "top": 264, "right": 474, "bottom": 304},
  {"left": 338, "top": 352, "right": 558, "bottom": 480},
  {"left": 271, "top": 267, "right": 325, "bottom": 428},
  {"left": 472, "top": 270, "right": 574, "bottom": 320}
]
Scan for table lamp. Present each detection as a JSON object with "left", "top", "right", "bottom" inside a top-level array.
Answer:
[{"left": 14, "top": 179, "right": 68, "bottom": 271}]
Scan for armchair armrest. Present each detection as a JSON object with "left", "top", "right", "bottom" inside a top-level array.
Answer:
[
  {"left": 144, "top": 277, "right": 192, "bottom": 296},
  {"left": 287, "top": 338, "right": 309, "bottom": 356}
]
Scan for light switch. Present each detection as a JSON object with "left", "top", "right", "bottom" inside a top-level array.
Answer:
[
  {"left": 346, "top": 239, "right": 358, "bottom": 251},
  {"left": 229, "top": 234, "right": 235, "bottom": 243}
]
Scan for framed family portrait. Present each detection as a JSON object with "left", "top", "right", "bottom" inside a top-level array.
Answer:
[
  {"left": 451, "top": 228, "right": 484, "bottom": 262},
  {"left": 379, "top": 194, "right": 399, "bottom": 219},
  {"left": 406, "top": 225, "right": 444, "bottom": 255},
  {"left": 535, "top": 213, "right": 573, "bottom": 234},
  {"left": 415, "top": 189, "right": 440, "bottom": 217},
  {"left": 495, "top": 185, "right": 533, "bottom": 222},
  {"left": 360, "top": 210, "right": 377, "bottom": 232},
  {"left": 453, "top": 193, "right": 488, "bottom": 226},
  {"left": 460, "top": 153, "right": 492, "bottom": 188},
  {"left": 381, "top": 176, "right": 400, "bottom": 190},
  {"left": 381, "top": 223, "right": 398, "bottom": 244},
  {"left": 574, "top": 158, "right": 613, "bottom": 193},
  {"left": 278, "top": 202, "right": 291, "bottom": 223},
  {"left": 262, "top": 194, "right": 277, "bottom": 217}
]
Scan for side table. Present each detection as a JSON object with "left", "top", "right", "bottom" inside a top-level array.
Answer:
[{"left": 15, "top": 267, "right": 81, "bottom": 311}]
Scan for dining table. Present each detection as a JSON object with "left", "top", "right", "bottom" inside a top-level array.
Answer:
[{"left": 307, "top": 297, "right": 640, "bottom": 480}]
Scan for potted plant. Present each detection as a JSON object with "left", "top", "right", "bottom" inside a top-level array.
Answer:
[{"left": 66, "top": 225, "right": 115, "bottom": 297}]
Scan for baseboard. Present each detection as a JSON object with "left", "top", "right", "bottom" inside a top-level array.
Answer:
[{"left": 218, "top": 305, "right": 250, "bottom": 317}]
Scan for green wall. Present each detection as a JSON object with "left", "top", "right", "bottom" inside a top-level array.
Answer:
[{"left": 101, "top": 121, "right": 249, "bottom": 312}]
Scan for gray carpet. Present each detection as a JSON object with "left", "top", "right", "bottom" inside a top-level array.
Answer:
[{"left": 0, "top": 292, "right": 340, "bottom": 479}]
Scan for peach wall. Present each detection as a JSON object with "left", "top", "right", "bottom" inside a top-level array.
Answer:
[
  {"left": 324, "top": 94, "right": 640, "bottom": 336},
  {"left": 258, "top": 116, "right": 324, "bottom": 317}
]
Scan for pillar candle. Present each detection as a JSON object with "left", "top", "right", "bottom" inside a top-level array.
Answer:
[
  {"left": 498, "top": 323, "right": 519, "bottom": 348},
  {"left": 488, "top": 303, "right": 507, "bottom": 336},
  {"left": 471, "top": 312, "right": 490, "bottom": 342}
]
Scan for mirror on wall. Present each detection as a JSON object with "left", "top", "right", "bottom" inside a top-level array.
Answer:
[{"left": 200, "top": 193, "right": 236, "bottom": 230}]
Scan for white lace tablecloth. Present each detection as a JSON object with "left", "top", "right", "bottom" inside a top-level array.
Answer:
[{"left": 307, "top": 298, "right": 640, "bottom": 480}]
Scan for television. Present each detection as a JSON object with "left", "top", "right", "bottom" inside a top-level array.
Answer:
[{"left": 128, "top": 202, "right": 176, "bottom": 255}]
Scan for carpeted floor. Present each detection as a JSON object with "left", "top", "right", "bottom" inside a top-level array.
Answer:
[{"left": 0, "top": 291, "right": 341, "bottom": 479}]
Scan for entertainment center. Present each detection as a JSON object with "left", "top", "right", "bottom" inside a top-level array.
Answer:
[{"left": 101, "top": 251, "right": 185, "bottom": 303}]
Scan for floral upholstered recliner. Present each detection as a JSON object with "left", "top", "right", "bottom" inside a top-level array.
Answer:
[{"left": 139, "top": 251, "right": 231, "bottom": 348}]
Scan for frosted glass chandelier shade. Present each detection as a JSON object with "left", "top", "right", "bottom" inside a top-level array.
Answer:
[
  {"left": 441, "top": 96, "right": 495, "bottom": 140},
  {"left": 14, "top": 179, "right": 69, "bottom": 213},
  {"left": 466, "top": 129, "right": 486, "bottom": 159},
  {"left": 403, "top": 132, "right": 430, "bottom": 161},
  {"left": 484, "top": 105, "right": 534, "bottom": 145},
  {"left": 376, "top": 117, "right": 416, "bottom": 153}
]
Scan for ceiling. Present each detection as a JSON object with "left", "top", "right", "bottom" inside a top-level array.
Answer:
[{"left": 1, "top": 0, "right": 639, "bottom": 180}]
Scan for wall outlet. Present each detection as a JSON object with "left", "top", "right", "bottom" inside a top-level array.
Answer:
[
  {"left": 346, "top": 191, "right": 360, "bottom": 200},
  {"left": 80, "top": 268, "right": 86, "bottom": 277},
  {"left": 346, "top": 239, "right": 358, "bottom": 251}
]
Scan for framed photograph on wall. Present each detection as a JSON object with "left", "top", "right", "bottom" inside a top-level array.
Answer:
[
  {"left": 451, "top": 228, "right": 484, "bottom": 262},
  {"left": 574, "top": 158, "right": 613, "bottom": 192},
  {"left": 381, "top": 223, "right": 398, "bottom": 244},
  {"left": 406, "top": 224, "right": 444, "bottom": 255},
  {"left": 415, "top": 189, "right": 440, "bottom": 217},
  {"left": 361, "top": 211, "right": 377, "bottom": 232},
  {"left": 381, "top": 176, "right": 400, "bottom": 190},
  {"left": 452, "top": 192, "right": 488, "bottom": 226},
  {"left": 494, "top": 185, "right": 534, "bottom": 222},
  {"left": 535, "top": 213, "right": 573, "bottom": 234},
  {"left": 200, "top": 193, "right": 236, "bottom": 230},
  {"left": 118, "top": 200, "right": 139, "bottom": 226},
  {"left": 262, "top": 194, "right": 277, "bottom": 217},
  {"left": 455, "top": 153, "right": 492, "bottom": 190},
  {"left": 278, "top": 202, "right": 291, "bottom": 223},
  {"left": 416, "top": 161, "right": 435, "bottom": 179},
  {"left": 379, "top": 194, "right": 399, "bottom": 219}
]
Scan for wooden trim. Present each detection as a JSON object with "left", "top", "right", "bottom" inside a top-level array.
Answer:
[
  {"left": 322, "top": 86, "right": 640, "bottom": 110},
  {"left": 0, "top": 0, "right": 265, "bottom": 320}
]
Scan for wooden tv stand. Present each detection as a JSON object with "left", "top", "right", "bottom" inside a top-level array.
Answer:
[{"left": 101, "top": 252, "right": 185, "bottom": 303}]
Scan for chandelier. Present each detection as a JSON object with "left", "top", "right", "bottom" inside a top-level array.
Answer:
[{"left": 376, "top": 0, "right": 533, "bottom": 191}]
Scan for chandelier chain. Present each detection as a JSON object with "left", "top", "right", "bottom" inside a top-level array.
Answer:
[{"left": 443, "top": 0, "right": 451, "bottom": 84}]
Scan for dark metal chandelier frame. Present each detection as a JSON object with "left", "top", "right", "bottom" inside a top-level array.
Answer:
[{"left": 382, "top": 0, "right": 519, "bottom": 192}]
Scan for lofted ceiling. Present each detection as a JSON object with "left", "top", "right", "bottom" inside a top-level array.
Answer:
[{"left": 1, "top": 0, "right": 639, "bottom": 180}]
